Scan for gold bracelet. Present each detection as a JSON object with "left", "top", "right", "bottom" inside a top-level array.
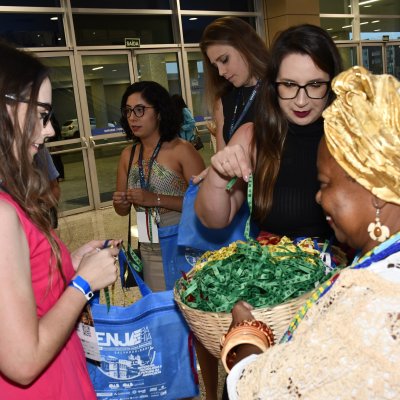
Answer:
[
  {"left": 220, "top": 320, "right": 274, "bottom": 373},
  {"left": 220, "top": 331, "right": 268, "bottom": 373}
]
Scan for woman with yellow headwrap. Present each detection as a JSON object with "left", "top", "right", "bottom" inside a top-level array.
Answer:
[{"left": 221, "top": 66, "right": 400, "bottom": 399}]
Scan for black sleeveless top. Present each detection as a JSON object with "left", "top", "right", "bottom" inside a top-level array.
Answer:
[
  {"left": 257, "top": 118, "right": 333, "bottom": 240},
  {"left": 221, "top": 85, "right": 257, "bottom": 144}
]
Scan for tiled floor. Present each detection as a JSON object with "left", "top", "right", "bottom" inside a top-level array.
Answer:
[{"left": 58, "top": 206, "right": 133, "bottom": 252}]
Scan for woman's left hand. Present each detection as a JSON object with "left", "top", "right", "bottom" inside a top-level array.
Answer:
[
  {"left": 231, "top": 300, "right": 255, "bottom": 327},
  {"left": 126, "top": 188, "right": 157, "bottom": 207},
  {"left": 71, "top": 239, "right": 122, "bottom": 271}
]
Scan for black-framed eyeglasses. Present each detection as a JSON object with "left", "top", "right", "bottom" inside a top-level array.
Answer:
[
  {"left": 275, "top": 81, "right": 331, "bottom": 100},
  {"left": 121, "top": 104, "right": 154, "bottom": 119},
  {"left": 5, "top": 94, "right": 54, "bottom": 127}
]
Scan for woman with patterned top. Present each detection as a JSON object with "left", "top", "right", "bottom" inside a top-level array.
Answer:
[
  {"left": 224, "top": 66, "right": 400, "bottom": 399},
  {"left": 112, "top": 81, "right": 205, "bottom": 292}
]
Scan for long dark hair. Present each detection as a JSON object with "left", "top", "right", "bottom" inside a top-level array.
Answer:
[
  {"left": 120, "top": 81, "right": 182, "bottom": 141},
  {"left": 251, "top": 24, "right": 343, "bottom": 223},
  {"left": 200, "top": 16, "right": 269, "bottom": 112},
  {"left": 0, "top": 40, "right": 64, "bottom": 283}
]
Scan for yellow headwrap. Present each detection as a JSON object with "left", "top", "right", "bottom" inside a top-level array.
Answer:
[{"left": 323, "top": 65, "right": 400, "bottom": 205}]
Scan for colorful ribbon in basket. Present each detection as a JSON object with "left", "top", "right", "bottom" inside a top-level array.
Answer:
[{"left": 176, "top": 237, "right": 339, "bottom": 313}]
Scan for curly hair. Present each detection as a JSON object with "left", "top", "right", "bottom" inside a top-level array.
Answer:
[
  {"left": 200, "top": 16, "right": 269, "bottom": 112},
  {"left": 0, "top": 40, "right": 63, "bottom": 283},
  {"left": 120, "top": 81, "right": 182, "bottom": 142}
]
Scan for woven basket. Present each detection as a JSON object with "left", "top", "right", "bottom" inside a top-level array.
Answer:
[
  {"left": 174, "top": 241, "right": 347, "bottom": 358},
  {"left": 174, "top": 286, "right": 310, "bottom": 358}
]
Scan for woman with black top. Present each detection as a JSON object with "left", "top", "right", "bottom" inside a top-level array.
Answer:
[
  {"left": 196, "top": 24, "right": 342, "bottom": 248},
  {"left": 196, "top": 23, "right": 342, "bottom": 400},
  {"left": 200, "top": 16, "right": 269, "bottom": 150}
]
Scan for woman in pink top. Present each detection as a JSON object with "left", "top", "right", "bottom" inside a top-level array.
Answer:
[{"left": 0, "top": 41, "right": 120, "bottom": 398}]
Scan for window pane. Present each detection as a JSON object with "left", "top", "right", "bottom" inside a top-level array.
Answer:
[
  {"left": 81, "top": 54, "right": 130, "bottom": 135},
  {"left": 0, "top": 0, "right": 59, "bottom": 5},
  {"left": 71, "top": 0, "right": 170, "bottom": 8},
  {"left": 362, "top": 45, "right": 383, "bottom": 74},
  {"left": 187, "top": 51, "right": 206, "bottom": 119},
  {"left": 360, "top": 18, "right": 400, "bottom": 40},
  {"left": 180, "top": 0, "right": 254, "bottom": 12},
  {"left": 94, "top": 140, "right": 128, "bottom": 203},
  {"left": 338, "top": 46, "right": 358, "bottom": 69},
  {"left": 319, "top": 0, "right": 351, "bottom": 14},
  {"left": 73, "top": 15, "right": 173, "bottom": 45},
  {"left": 56, "top": 150, "right": 90, "bottom": 211},
  {"left": 0, "top": 13, "right": 65, "bottom": 47},
  {"left": 359, "top": 0, "right": 400, "bottom": 15},
  {"left": 387, "top": 44, "right": 400, "bottom": 80},
  {"left": 136, "top": 52, "right": 182, "bottom": 94},
  {"left": 182, "top": 16, "right": 256, "bottom": 43},
  {"left": 321, "top": 17, "right": 353, "bottom": 40}
]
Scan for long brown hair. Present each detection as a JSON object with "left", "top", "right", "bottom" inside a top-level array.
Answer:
[
  {"left": 200, "top": 16, "right": 269, "bottom": 112},
  {"left": 0, "top": 40, "right": 64, "bottom": 284},
  {"left": 251, "top": 25, "right": 343, "bottom": 223}
]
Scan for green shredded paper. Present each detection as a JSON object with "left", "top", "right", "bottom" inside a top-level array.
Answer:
[{"left": 176, "top": 238, "right": 341, "bottom": 313}]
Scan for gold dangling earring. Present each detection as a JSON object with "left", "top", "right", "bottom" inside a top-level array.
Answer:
[{"left": 368, "top": 203, "right": 390, "bottom": 242}]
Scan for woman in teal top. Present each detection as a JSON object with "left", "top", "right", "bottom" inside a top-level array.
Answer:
[{"left": 171, "top": 94, "right": 196, "bottom": 141}]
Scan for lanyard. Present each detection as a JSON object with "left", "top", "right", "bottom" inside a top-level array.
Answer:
[
  {"left": 281, "top": 231, "right": 400, "bottom": 343},
  {"left": 138, "top": 140, "right": 162, "bottom": 243},
  {"left": 138, "top": 140, "right": 162, "bottom": 190},
  {"left": 228, "top": 80, "right": 260, "bottom": 139}
]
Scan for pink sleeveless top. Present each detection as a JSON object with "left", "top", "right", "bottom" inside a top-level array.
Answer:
[{"left": 0, "top": 192, "right": 96, "bottom": 399}]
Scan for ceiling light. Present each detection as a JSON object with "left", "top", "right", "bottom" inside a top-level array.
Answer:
[
  {"left": 360, "top": 22, "right": 369, "bottom": 25},
  {"left": 342, "top": 25, "right": 352, "bottom": 28},
  {"left": 371, "top": 20, "right": 380, "bottom": 23},
  {"left": 92, "top": 66, "right": 104, "bottom": 71},
  {"left": 326, "top": 28, "right": 333, "bottom": 31},
  {"left": 50, "top": 16, "right": 58, "bottom": 21},
  {"left": 374, "top": 29, "right": 381, "bottom": 31},
  {"left": 189, "top": 17, "right": 198, "bottom": 21},
  {"left": 359, "top": 0, "right": 379, "bottom": 5}
]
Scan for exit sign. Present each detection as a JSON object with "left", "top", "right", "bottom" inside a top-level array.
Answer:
[{"left": 125, "top": 38, "right": 140, "bottom": 48}]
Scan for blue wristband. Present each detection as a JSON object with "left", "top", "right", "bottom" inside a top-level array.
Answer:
[{"left": 69, "top": 275, "right": 94, "bottom": 301}]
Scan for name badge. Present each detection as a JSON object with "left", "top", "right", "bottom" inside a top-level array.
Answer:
[{"left": 137, "top": 211, "right": 159, "bottom": 243}]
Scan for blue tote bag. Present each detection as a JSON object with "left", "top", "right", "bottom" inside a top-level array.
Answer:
[
  {"left": 86, "top": 249, "right": 199, "bottom": 400},
  {"left": 177, "top": 179, "right": 259, "bottom": 252},
  {"left": 158, "top": 223, "right": 199, "bottom": 290}
]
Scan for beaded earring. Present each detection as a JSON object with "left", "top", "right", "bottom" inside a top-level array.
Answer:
[{"left": 368, "top": 201, "right": 390, "bottom": 242}]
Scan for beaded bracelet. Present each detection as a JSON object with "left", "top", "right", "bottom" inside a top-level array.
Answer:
[{"left": 220, "top": 320, "right": 274, "bottom": 373}]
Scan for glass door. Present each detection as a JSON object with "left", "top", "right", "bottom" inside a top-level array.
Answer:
[
  {"left": 39, "top": 53, "right": 95, "bottom": 215},
  {"left": 78, "top": 52, "right": 133, "bottom": 207}
]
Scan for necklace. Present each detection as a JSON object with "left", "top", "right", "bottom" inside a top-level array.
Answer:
[
  {"left": 138, "top": 140, "right": 162, "bottom": 190},
  {"left": 281, "top": 232, "right": 400, "bottom": 343}
]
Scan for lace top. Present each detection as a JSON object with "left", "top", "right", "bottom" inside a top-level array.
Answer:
[
  {"left": 128, "top": 160, "right": 187, "bottom": 214},
  {"left": 230, "top": 252, "right": 400, "bottom": 399}
]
